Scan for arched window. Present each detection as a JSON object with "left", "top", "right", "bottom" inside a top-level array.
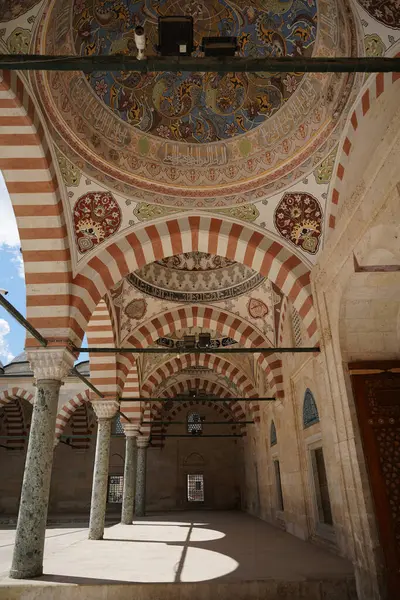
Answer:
[
  {"left": 270, "top": 420, "right": 277, "bottom": 446},
  {"left": 303, "top": 389, "right": 320, "bottom": 428},
  {"left": 187, "top": 412, "right": 202, "bottom": 435},
  {"left": 113, "top": 414, "right": 124, "bottom": 436}
]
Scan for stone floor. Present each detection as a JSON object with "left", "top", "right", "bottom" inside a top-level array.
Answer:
[{"left": 0, "top": 511, "right": 357, "bottom": 599}]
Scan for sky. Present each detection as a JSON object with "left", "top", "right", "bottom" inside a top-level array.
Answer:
[{"left": 0, "top": 172, "right": 26, "bottom": 366}]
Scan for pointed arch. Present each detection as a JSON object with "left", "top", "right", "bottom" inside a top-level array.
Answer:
[
  {"left": 55, "top": 389, "right": 91, "bottom": 438},
  {"left": 328, "top": 64, "right": 400, "bottom": 231},
  {"left": 303, "top": 388, "right": 319, "bottom": 429},
  {"left": 69, "top": 216, "right": 317, "bottom": 345},
  {"left": 87, "top": 298, "right": 118, "bottom": 398},
  {"left": 126, "top": 305, "right": 284, "bottom": 402},
  {"left": 120, "top": 359, "right": 141, "bottom": 427},
  {"left": 0, "top": 70, "right": 72, "bottom": 347},
  {"left": 0, "top": 388, "right": 33, "bottom": 450}
]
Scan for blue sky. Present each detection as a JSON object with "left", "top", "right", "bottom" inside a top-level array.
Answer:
[{"left": 0, "top": 172, "right": 26, "bottom": 365}]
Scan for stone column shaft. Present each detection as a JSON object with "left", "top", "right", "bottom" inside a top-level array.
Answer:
[
  {"left": 88, "top": 401, "right": 119, "bottom": 540},
  {"left": 135, "top": 439, "right": 148, "bottom": 517},
  {"left": 10, "top": 348, "right": 74, "bottom": 579},
  {"left": 121, "top": 434, "right": 137, "bottom": 524}
]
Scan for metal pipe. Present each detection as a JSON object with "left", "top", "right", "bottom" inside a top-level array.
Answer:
[
  {"left": 151, "top": 434, "right": 243, "bottom": 438},
  {"left": 74, "top": 346, "right": 319, "bottom": 354},
  {"left": 0, "top": 55, "right": 399, "bottom": 73},
  {"left": 142, "top": 420, "right": 253, "bottom": 425},
  {"left": 120, "top": 397, "right": 275, "bottom": 402},
  {"left": 118, "top": 409, "right": 131, "bottom": 423},
  {"left": 0, "top": 294, "right": 47, "bottom": 347},
  {"left": 69, "top": 367, "right": 104, "bottom": 398}
]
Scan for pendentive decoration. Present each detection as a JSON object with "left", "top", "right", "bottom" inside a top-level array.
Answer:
[
  {"left": 248, "top": 297, "right": 269, "bottom": 319},
  {"left": 356, "top": 0, "right": 400, "bottom": 29},
  {"left": 74, "top": 191, "right": 122, "bottom": 254},
  {"left": 274, "top": 192, "right": 322, "bottom": 255},
  {"left": 303, "top": 388, "right": 319, "bottom": 428},
  {"left": 124, "top": 298, "right": 147, "bottom": 320}
]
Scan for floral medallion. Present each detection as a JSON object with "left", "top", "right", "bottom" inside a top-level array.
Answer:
[
  {"left": 248, "top": 297, "right": 269, "bottom": 319},
  {"left": 357, "top": 0, "right": 400, "bottom": 29},
  {"left": 274, "top": 192, "right": 322, "bottom": 254},
  {"left": 124, "top": 298, "right": 147, "bottom": 320},
  {"left": 73, "top": 191, "right": 122, "bottom": 254}
]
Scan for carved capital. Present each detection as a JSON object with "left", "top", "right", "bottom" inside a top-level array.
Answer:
[
  {"left": 91, "top": 400, "right": 119, "bottom": 420},
  {"left": 27, "top": 347, "right": 75, "bottom": 381},
  {"left": 122, "top": 422, "right": 141, "bottom": 437},
  {"left": 137, "top": 436, "right": 149, "bottom": 448}
]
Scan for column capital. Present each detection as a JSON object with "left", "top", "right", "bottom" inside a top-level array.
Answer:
[
  {"left": 27, "top": 347, "right": 75, "bottom": 381},
  {"left": 137, "top": 436, "right": 149, "bottom": 448},
  {"left": 122, "top": 423, "right": 141, "bottom": 437},
  {"left": 91, "top": 400, "right": 119, "bottom": 420}
]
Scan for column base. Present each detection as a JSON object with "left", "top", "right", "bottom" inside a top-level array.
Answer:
[
  {"left": 88, "top": 532, "right": 104, "bottom": 541},
  {"left": 9, "top": 566, "right": 43, "bottom": 580}
]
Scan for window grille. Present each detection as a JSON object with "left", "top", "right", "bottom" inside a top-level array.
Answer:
[
  {"left": 311, "top": 447, "right": 333, "bottom": 525},
  {"left": 292, "top": 306, "right": 302, "bottom": 347},
  {"left": 107, "top": 475, "right": 124, "bottom": 503},
  {"left": 270, "top": 420, "right": 277, "bottom": 446},
  {"left": 274, "top": 460, "right": 284, "bottom": 511},
  {"left": 187, "top": 474, "right": 204, "bottom": 502},
  {"left": 303, "top": 389, "right": 320, "bottom": 428},
  {"left": 187, "top": 412, "right": 202, "bottom": 435},
  {"left": 113, "top": 414, "right": 124, "bottom": 435}
]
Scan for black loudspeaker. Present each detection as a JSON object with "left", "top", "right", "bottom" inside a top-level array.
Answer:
[
  {"left": 198, "top": 333, "right": 211, "bottom": 348},
  {"left": 202, "top": 37, "right": 237, "bottom": 57},
  {"left": 183, "top": 335, "right": 196, "bottom": 349},
  {"left": 158, "top": 16, "right": 194, "bottom": 56}
]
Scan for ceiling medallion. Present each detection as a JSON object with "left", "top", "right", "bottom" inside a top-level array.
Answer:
[
  {"left": 36, "top": 0, "right": 360, "bottom": 207},
  {"left": 127, "top": 252, "right": 265, "bottom": 302},
  {"left": 248, "top": 297, "right": 269, "bottom": 319},
  {"left": 124, "top": 298, "right": 147, "bottom": 320}
]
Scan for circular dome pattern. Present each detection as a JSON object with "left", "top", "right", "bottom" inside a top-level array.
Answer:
[
  {"left": 127, "top": 252, "right": 265, "bottom": 302},
  {"left": 35, "top": 0, "right": 360, "bottom": 206},
  {"left": 72, "top": 0, "right": 317, "bottom": 144}
]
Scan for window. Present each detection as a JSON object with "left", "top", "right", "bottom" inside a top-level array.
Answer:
[
  {"left": 113, "top": 414, "right": 124, "bottom": 436},
  {"left": 187, "top": 474, "right": 204, "bottom": 502},
  {"left": 303, "top": 389, "right": 320, "bottom": 428},
  {"left": 274, "top": 460, "right": 284, "bottom": 511},
  {"left": 107, "top": 475, "right": 124, "bottom": 503},
  {"left": 291, "top": 306, "right": 302, "bottom": 347},
  {"left": 187, "top": 412, "right": 202, "bottom": 435},
  {"left": 270, "top": 420, "right": 277, "bottom": 446},
  {"left": 311, "top": 447, "right": 333, "bottom": 525}
]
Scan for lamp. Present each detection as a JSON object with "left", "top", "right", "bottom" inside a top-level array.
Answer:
[{"left": 134, "top": 26, "right": 146, "bottom": 60}]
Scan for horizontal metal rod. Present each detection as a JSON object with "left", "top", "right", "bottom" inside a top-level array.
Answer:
[
  {"left": 0, "top": 55, "right": 399, "bottom": 73},
  {"left": 151, "top": 434, "right": 243, "bottom": 438},
  {"left": 120, "top": 397, "right": 275, "bottom": 402},
  {"left": 70, "top": 367, "right": 104, "bottom": 399},
  {"left": 75, "top": 346, "right": 319, "bottom": 354},
  {"left": 143, "top": 420, "right": 253, "bottom": 425},
  {"left": 0, "top": 294, "right": 47, "bottom": 347}
]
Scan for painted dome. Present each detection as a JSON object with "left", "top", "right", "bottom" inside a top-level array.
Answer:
[
  {"left": 34, "top": 0, "right": 361, "bottom": 207},
  {"left": 127, "top": 252, "right": 265, "bottom": 301}
]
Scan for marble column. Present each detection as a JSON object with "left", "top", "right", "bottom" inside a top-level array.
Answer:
[
  {"left": 135, "top": 437, "right": 149, "bottom": 517},
  {"left": 10, "top": 348, "right": 74, "bottom": 579},
  {"left": 88, "top": 400, "right": 119, "bottom": 540},
  {"left": 121, "top": 424, "right": 139, "bottom": 525}
]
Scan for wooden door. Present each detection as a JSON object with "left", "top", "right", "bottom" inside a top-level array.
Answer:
[{"left": 350, "top": 362, "right": 400, "bottom": 598}]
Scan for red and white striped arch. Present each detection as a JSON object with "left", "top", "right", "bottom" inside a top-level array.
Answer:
[
  {"left": 0, "top": 387, "right": 34, "bottom": 450},
  {"left": 142, "top": 354, "right": 258, "bottom": 399},
  {"left": 328, "top": 66, "right": 400, "bottom": 231},
  {"left": 55, "top": 389, "right": 91, "bottom": 438},
  {"left": 127, "top": 305, "right": 284, "bottom": 401},
  {"left": 87, "top": 299, "right": 118, "bottom": 398},
  {"left": 70, "top": 216, "right": 317, "bottom": 345},
  {"left": 0, "top": 71, "right": 71, "bottom": 347},
  {"left": 119, "top": 359, "right": 141, "bottom": 427}
]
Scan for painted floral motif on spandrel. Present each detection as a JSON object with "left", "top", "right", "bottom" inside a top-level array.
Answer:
[
  {"left": 274, "top": 192, "right": 322, "bottom": 254},
  {"left": 357, "top": 0, "right": 400, "bottom": 29},
  {"left": 0, "top": 0, "right": 41, "bottom": 22},
  {"left": 74, "top": 191, "right": 122, "bottom": 253}
]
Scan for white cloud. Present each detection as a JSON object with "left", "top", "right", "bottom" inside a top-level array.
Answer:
[
  {"left": 0, "top": 318, "right": 14, "bottom": 364},
  {"left": 0, "top": 171, "right": 20, "bottom": 248},
  {"left": 10, "top": 248, "right": 25, "bottom": 279}
]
